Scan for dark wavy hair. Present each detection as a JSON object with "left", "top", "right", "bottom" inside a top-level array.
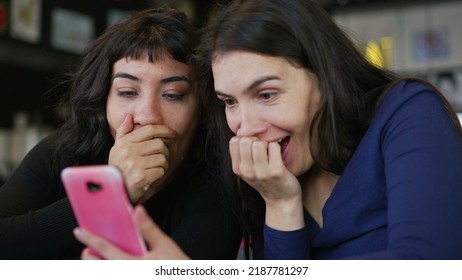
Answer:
[
  {"left": 194, "top": 0, "right": 460, "bottom": 257},
  {"left": 51, "top": 8, "right": 199, "bottom": 175}
]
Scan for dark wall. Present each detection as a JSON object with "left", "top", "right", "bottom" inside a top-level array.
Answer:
[
  {"left": 0, "top": 64, "right": 56, "bottom": 127},
  {"left": 0, "top": 0, "right": 150, "bottom": 129},
  {"left": 0, "top": 0, "right": 229, "bottom": 129}
]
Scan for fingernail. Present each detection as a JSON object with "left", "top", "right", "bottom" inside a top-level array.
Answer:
[{"left": 73, "top": 228, "right": 84, "bottom": 239}]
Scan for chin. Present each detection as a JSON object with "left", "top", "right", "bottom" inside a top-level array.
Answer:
[
  {"left": 284, "top": 163, "right": 300, "bottom": 177},
  {"left": 286, "top": 161, "right": 311, "bottom": 177}
]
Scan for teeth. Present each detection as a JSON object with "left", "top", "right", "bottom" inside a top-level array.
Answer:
[{"left": 277, "top": 137, "right": 284, "bottom": 143}]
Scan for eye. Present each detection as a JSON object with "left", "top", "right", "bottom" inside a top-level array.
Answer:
[
  {"left": 117, "top": 90, "right": 137, "bottom": 97},
  {"left": 219, "top": 97, "right": 237, "bottom": 108},
  {"left": 258, "top": 92, "right": 276, "bottom": 101},
  {"left": 162, "top": 92, "right": 186, "bottom": 101}
]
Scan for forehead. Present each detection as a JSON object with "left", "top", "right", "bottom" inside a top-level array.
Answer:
[
  {"left": 212, "top": 51, "right": 288, "bottom": 71},
  {"left": 212, "top": 51, "right": 290, "bottom": 79},
  {"left": 212, "top": 51, "right": 296, "bottom": 90}
]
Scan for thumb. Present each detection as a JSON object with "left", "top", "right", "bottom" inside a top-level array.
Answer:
[
  {"left": 116, "top": 113, "right": 134, "bottom": 140},
  {"left": 133, "top": 205, "right": 189, "bottom": 259},
  {"left": 133, "top": 205, "right": 165, "bottom": 245}
]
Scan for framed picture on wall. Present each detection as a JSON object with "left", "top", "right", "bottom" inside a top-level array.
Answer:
[
  {"left": 10, "top": 0, "right": 41, "bottom": 43},
  {"left": 412, "top": 27, "right": 450, "bottom": 63},
  {"left": 50, "top": 8, "right": 94, "bottom": 54}
]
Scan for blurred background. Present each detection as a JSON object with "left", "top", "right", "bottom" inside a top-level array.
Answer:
[{"left": 0, "top": 0, "right": 461, "bottom": 182}]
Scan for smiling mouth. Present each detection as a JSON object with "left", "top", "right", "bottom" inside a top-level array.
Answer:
[{"left": 277, "top": 136, "right": 290, "bottom": 153}]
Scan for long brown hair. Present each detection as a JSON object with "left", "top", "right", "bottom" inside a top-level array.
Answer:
[
  {"left": 51, "top": 8, "right": 199, "bottom": 175},
  {"left": 195, "top": 0, "right": 462, "bottom": 256}
]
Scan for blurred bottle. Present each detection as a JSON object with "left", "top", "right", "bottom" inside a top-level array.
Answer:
[{"left": 9, "top": 111, "right": 52, "bottom": 172}]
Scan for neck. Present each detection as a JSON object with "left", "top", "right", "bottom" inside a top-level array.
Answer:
[{"left": 301, "top": 166, "right": 339, "bottom": 228}]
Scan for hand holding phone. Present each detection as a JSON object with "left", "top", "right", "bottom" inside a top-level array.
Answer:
[{"left": 61, "top": 165, "right": 147, "bottom": 257}]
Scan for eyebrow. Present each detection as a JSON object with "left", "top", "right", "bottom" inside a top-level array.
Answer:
[
  {"left": 160, "top": 75, "right": 192, "bottom": 85},
  {"left": 216, "top": 75, "right": 280, "bottom": 97},
  {"left": 113, "top": 72, "right": 192, "bottom": 85},
  {"left": 113, "top": 72, "right": 138, "bottom": 81}
]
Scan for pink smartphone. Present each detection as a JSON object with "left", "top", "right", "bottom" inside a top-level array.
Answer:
[{"left": 61, "top": 165, "right": 146, "bottom": 257}]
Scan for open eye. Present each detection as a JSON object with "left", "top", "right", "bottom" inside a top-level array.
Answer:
[
  {"left": 258, "top": 92, "right": 276, "bottom": 101},
  {"left": 220, "top": 97, "right": 237, "bottom": 108}
]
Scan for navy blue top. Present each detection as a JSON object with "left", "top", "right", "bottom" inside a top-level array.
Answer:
[{"left": 264, "top": 80, "right": 462, "bottom": 259}]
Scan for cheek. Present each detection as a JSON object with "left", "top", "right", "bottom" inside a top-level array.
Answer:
[
  {"left": 106, "top": 111, "right": 119, "bottom": 138},
  {"left": 106, "top": 99, "right": 125, "bottom": 137},
  {"left": 170, "top": 115, "right": 198, "bottom": 156},
  {"left": 225, "top": 111, "right": 239, "bottom": 134},
  {"left": 167, "top": 106, "right": 197, "bottom": 136}
]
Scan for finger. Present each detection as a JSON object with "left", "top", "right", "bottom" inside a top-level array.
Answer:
[
  {"left": 111, "top": 138, "right": 169, "bottom": 172},
  {"left": 126, "top": 166, "right": 167, "bottom": 196},
  {"left": 252, "top": 140, "right": 269, "bottom": 178},
  {"left": 133, "top": 205, "right": 166, "bottom": 247},
  {"left": 133, "top": 153, "right": 169, "bottom": 171},
  {"left": 115, "top": 113, "right": 135, "bottom": 140},
  {"left": 133, "top": 205, "right": 190, "bottom": 260},
  {"left": 140, "top": 138, "right": 170, "bottom": 157},
  {"left": 252, "top": 140, "right": 268, "bottom": 164},
  {"left": 239, "top": 137, "right": 259, "bottom": 178},
  {"left": 268, "top": 141, "right": 283, "bottom": 166},
  {"left": 267, "top": 141, "right": 285, "bottom": 178},
  {"left": 229, "top": 137, "right": 241, "bottom": 175},
  {"left": 73, "top": 228, "right": 134, "bottom": 260},
  {"left": 239, "top": 137, "right": 255, "bottom": 166},
  {"left": 128, "top": 125, "right": 177, "bottom": 143},
  {"left": 80, "top": 247, "right": 102, "bottom": 260},
  {"left": 123, "top": 154, "right": 168, "bottom": 185}
]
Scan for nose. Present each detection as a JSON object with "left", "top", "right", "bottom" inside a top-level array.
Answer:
[
  {"left": 133, "top": 97, "right": 163, "bottom": 125},
  {"left": 235, "top": 107, "right": 267, "bottom": 137}
]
